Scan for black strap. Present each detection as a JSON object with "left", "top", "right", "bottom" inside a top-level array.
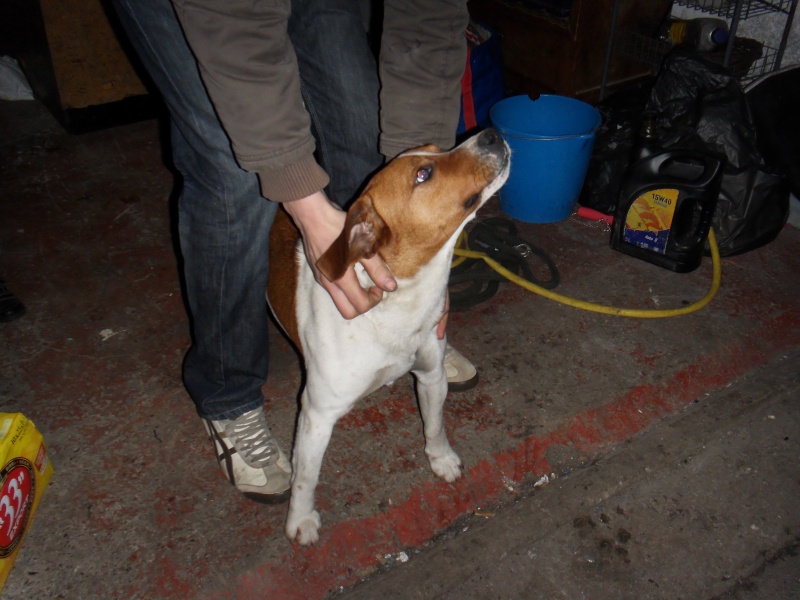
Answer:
[{"left": 448, "top": 218, "right": 560, "bottom": 311}]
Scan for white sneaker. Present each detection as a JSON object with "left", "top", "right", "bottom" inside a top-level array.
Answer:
[
  {"left": 444, "top": 344, "right": 479, "bottom": 392},
  {"left": 203, "top": 407, "right": 292, "bottom": 504}
]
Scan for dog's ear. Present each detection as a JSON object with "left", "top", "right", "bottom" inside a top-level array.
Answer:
[{"left": 316, "top": 194, "right": 390, "bottom": 282}]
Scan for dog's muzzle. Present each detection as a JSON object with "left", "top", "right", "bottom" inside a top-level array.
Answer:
[{"left": 474, "top": 128, "right": 509, "bottom": 168}]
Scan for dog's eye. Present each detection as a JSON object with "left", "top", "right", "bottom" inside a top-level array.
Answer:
[
  {"left": 415, "top": 165, "right": 433, "bottom": 184},
  {"left": 464, "top": 194, "right": 480, "bottom": 210}
]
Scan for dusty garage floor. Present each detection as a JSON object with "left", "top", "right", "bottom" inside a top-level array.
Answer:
[{"left": 0, "top": 98, "right": 798, "bottom": 599}]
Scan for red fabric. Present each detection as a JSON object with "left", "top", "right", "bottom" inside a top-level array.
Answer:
[{"left": 461, "top": 47, "right": 477, "bottom": 131}]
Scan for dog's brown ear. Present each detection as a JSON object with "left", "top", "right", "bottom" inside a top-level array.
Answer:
[{"left": 316, "top": 195, "right": 390, "bottom": 282}]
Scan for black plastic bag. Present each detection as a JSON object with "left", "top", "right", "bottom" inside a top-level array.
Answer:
[
  {"left": 580, "top": 82, "right": 650, "bottom": 216},
  {"left": 713, "top": 166, "right": 788, "bottom": 254},
  {"left": 580, "top": 47, "right": 789, "bottom": 256},
  {"left": 745, "top": 65, "right": 800, "bottom": 199}
]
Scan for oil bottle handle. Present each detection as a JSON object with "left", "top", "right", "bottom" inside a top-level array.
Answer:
[{"left": 645, "top": 152, "right": 725, "bottom": 188}]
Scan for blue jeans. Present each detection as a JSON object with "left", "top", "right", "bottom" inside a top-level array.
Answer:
[{"left": 112, "top": 0, "right": 382, "bottom": 419}]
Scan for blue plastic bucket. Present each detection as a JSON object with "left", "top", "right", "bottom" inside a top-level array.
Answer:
[{"left": 490, "top": 94, "right": 602, "bottom": 223}]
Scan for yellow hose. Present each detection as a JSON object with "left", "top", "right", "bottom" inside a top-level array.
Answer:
[{"left": 452, "top": 228, "right": 721, "bottom": 318}]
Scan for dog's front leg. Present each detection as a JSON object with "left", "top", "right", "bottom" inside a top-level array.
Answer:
[
  {"left": 414, "top": 341, "right": 462, "bottom": 483},
  {"left": 285, "top": 390, "right": 338, "bottom": 545}
]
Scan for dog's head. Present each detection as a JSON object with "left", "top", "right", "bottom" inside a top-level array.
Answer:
[{"left": 318, "top": 128, "right": 510, "bottom": 280}]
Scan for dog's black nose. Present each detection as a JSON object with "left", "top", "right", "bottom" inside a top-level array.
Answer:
[
  {"left": 476, "top": 128, "right": 506, "bottom": 160},
  {"left": 477, "top": 128, "right": 504, "bottom": 151}
]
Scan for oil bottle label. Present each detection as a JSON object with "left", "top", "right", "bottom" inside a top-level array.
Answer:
[{"left": 623, "top": 188, "right": 679, "bottom": 255}]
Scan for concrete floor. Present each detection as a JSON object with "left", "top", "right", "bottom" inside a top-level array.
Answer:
[
  {"left": 0, "top": 98, "right": 798, "bottom": 599},
  {"left": 341, "top": 350, "right": 800, "bottom": 600}
]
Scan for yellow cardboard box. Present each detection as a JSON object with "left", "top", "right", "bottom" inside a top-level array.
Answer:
[{"left": 0, "top": 413, "right": 53, "bottom": 591}]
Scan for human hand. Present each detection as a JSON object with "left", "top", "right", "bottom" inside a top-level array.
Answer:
[{"left": 283, "top": 191, "right": 396, "bottom": 319}]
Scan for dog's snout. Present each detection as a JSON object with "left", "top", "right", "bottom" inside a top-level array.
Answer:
[
  {"left": 478, "top": 128, "right": 500, "bottom": 147},
  {"left": 477, "top": 128, "right": 504, "bottom": 152},
  {"left": 475, "top": 128, "right": 508, "bottom": 165}
]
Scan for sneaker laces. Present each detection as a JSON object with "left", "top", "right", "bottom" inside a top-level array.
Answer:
[{"left": 222, "top": 408, "right": 280, "bottom": 468}]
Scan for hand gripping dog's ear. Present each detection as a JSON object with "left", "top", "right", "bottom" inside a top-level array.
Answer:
[{"left": 316, "top": 195, "right": 391, "bottom": 282}]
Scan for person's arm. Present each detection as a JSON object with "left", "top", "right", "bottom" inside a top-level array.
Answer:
[
  {"left": 172, "top": 0, "right": 395, "bottom": 316},
  {"left": 379, "top": 0, "right": 468, "bottom": 333},
  {"left": 379, "top": 0, "right": 470, "bottom": 158},
  {"left": 172, "top": 0, "right": 327, "bottom": 202},
  {"left": 174, "top": 0, "right": 397, "bottom": 319}
]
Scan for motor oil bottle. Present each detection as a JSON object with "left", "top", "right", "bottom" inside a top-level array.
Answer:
[
  {"left": 660, "top": 18, "right": 730, "bottom": 52},
  {"left": 610, "top": 115, "right": 724, "bottom": 273}
]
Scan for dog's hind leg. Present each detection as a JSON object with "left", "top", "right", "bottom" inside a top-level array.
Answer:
[
  {"left": 285, "top": 389, "right": 342, "bottom": 545},
  {"left": 414, "top": 342, "right": 463, "bottom": 483}
]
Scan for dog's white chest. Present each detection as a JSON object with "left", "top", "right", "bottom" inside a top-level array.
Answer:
[{"left": 296, "top": 253, "right": 448, "bottom": 400}]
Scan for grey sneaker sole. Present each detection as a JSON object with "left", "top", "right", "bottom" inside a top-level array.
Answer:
[{"left": 448, "top": 372, "right": 479, "bottom": 392}]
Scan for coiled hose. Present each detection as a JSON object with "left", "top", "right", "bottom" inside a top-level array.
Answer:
[{"left": 452, "top": 228, "right": 721, "bottom": 318}]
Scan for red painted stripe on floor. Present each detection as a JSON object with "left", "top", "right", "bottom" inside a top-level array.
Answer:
[{"left": 225, "top": 311, "right": 799, "bottom": 600}]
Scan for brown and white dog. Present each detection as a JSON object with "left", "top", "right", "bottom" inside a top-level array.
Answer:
[{"left": 268, "top": 129, "right": 510, "bottom": 545}]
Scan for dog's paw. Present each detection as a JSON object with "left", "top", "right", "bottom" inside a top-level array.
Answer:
[
  {"left": 285, "top": 510, "right": 322, "bottom": 546},
  {"left": 429, "top": 449, "right": 462, "bottom": 483}
]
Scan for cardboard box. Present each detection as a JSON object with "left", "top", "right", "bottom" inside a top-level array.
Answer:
[
  {"left": 0, "top": 413, "right": 53, "bottom": 591},
  {"left": 1, "top": 0, "right": 155, "bottom": 133}
]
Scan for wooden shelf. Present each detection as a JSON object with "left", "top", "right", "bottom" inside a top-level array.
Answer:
[{"left": 468, "top": 0, "right": 673, "bottom": 102}]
